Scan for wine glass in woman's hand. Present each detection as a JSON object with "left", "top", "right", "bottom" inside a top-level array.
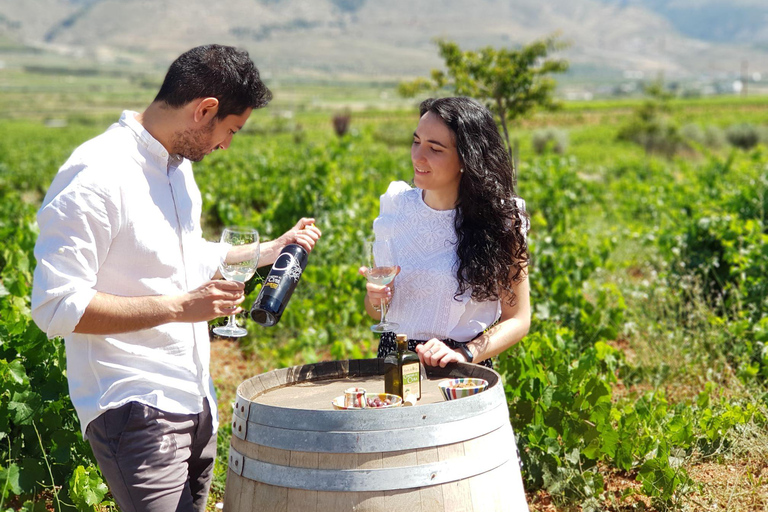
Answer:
[
  {"left": 365, "top": 238, "right": 399, "bottom": 333},
  {"left": 213, "top": 227, "right": 259, "bottom": 338}
]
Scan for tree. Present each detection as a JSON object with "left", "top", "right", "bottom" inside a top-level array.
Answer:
[
  {"left": 616, "top": 81, "right": 683, "bottom": 157},
  {"left": 399, "top": 36, "right": 569, "bottom": 186}
]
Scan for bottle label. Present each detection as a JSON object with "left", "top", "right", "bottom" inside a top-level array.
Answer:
[
  {"left": 402, "top": 362, "right": 420, "bottom": 398},
  {"left": 250, "top": 245, "right": 308, "bottom": 327},
  {"left": 272, "top": 252, "right": 304, "bottom": 282},
  {"left": 264, "top": 274, "right": 280, "bottom": 289}
]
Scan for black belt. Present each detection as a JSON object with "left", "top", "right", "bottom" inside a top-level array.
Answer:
[{"left": 377, "top": 332, "right": 493, "bottom": 369}]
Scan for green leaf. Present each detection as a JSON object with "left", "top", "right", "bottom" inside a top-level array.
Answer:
[
  {"left": 69, "top": 465, "right": 109, "bottom": 510},
  {"left": 9, "top": 389, "right": 41, "bottom": 425},
  {"left": 565, "top": 448, "right": 580, "bottom": 465},
  {"left": 7, "top": 360, "right": 27, "bottom": 385},
  {"left": 0, "top": 463, "right": 21, "bottom": 496},
  {"left": 614, "top": 443, "right": 634, "bottom": 472},
  {"left": 600, "top": 428, "right": 620, "bottom": 459},
  {"left": 50, "top": 429, "right": 77, "bottom": 464},
  {"left": 18, "top": 458, "right": 46, "bottom": 494},
  {"left": 18, "top": 500, "right": 47, "bottom": 512},
  {"left": 583, "top": 377, "right": 611, "bottom": 407}
]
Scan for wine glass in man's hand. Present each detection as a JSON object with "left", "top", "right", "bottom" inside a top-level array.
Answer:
[{"left": 213, "top": 227, "right": 259, "bottom": 338}]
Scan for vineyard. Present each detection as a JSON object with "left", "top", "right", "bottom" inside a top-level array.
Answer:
[{"left": 1, "top": 84, "right": 768, "bottom": 511}]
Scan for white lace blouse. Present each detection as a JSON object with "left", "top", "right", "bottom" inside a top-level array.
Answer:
[{"left": 373, "top": 181, "right": 527, "bottom": 343}]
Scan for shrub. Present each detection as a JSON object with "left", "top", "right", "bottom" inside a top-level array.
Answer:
[
  {"left": 680, "top": 123, "right": 705, "bottom": 147},
  {"left": 680, "top": 124, "right": 727, "bottom": 152},
  {"left": 619, "top": 116, "right": 683, "bottom": 157},
  {"left": 704, "top": 125, "right": 727, "bottom": 149},
  {"left": 726, "top": 123, "right": 760, "bottom": 150},
  {"left": 532, "top": 127, "right": 569, "bottom": 155},
  {"left": 617, "top": 82, "right": 684, "bottom": 157}
]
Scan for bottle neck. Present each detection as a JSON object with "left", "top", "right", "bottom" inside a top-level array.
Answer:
[{"left": 396, "top": 340, "right": 408, "bottom": 352}]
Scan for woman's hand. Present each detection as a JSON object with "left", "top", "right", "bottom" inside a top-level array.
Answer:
[
  {"left": 415, "top": 339, "right": 467, "bottom": 368},
  {"left": 358, "top": 265, "right": 399, "bottom": 318}
]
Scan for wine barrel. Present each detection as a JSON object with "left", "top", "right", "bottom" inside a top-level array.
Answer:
[{"left": 223, "top": 359, "right": 528, "bottom": 512}]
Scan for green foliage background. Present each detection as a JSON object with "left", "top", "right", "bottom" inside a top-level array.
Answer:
[{"left": 1, "top": 93, "right": 768, "bottom": 510}]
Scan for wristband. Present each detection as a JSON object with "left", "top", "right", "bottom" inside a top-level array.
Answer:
[{"left": 456, "top": 344, "right": 474, "bottom": 363}]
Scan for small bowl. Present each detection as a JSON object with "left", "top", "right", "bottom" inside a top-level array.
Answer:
[
  {"left": 365, "top": 393, "right": 403, "bottom": 409},
  {"left": 332, "top": 393, "right": 403, "bottom": 410},
  {"left": 438, "top": 378, "right": 489, "bottom": 401}
]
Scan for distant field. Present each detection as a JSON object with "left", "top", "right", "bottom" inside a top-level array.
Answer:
[
  {"left": 4, "top": 49, "right": 768, "bottom": 122},
  {"left": 0, "top": 52, "right": 418, "bottom": 119}
]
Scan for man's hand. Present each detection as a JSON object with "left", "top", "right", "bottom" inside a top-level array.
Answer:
[
  {"left": 277, "top": 217, "right": 322, "bottom": 253},
  {"left": 259, "top": 218, "right": 322, "bottom": 266},
  {"left": 176, "top": 280, "right": 246, "bottom": 323}
]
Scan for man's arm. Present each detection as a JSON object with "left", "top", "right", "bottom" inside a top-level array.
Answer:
[
  {"left": 74, "top": 280, "right": 246, "bottom": 335},
  {"left": 31, "top": 169, "right": 247, "bottom": 337}
]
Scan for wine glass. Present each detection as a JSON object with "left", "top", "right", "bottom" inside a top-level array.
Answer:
[
  {"left": 213, "top": 227, "right": 260, "bottom": 338},
  {"left": 365, "top": 238, "right": 400, "bottom": 333}
]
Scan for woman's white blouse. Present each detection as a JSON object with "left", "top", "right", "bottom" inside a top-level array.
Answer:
[{"left": 373, "top": 181, "right": 527, "bottom": 343}]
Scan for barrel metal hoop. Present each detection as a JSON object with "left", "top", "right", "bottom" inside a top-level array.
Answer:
[
  {"left": 229, "top": 439, "right": 512, "bottom": 491},
  {"left": 232, "top": 413, "right": 248, "bottom": 440},
  {"left": 244, "top": 402, "right": 510, "bottom": 453},
  {"left": 233, "top": 396, "right": 251, "bottom": 422},
  {"left": 228, "top": 447, "right": 245, "bottom": 476},
  {"left": 246, "top": 381, "right": 505, "bottom": 432}
]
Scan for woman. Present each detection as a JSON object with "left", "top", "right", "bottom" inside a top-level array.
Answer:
[{"left": 362, "top": 96, "right": 531, "bottom": 369}]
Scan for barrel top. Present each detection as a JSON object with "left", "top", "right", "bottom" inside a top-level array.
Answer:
[
  {"left": 237, "top": 359, "right": 499, "bottom": 408},
  {"left": 230, "top": 360, "right": 509, "bottom": 451}
]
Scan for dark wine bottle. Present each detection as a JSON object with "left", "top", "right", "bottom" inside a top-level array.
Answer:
[
  {"left": 384, "top": 334, "right": 422, "bottom": 402},
  {"left": 250, "top": 244, "right": 308, "bottom": 327}
]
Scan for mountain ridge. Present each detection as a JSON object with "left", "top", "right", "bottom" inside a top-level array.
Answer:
[{"left": 1, "top": 0, "right": 767, "bottom": 81}]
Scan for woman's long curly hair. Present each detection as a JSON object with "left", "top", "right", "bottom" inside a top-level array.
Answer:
[{"left": 419, "top": 97, "right": 529, "bottom": 305}]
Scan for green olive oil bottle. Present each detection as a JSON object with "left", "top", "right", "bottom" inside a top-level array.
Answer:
[{"left": 384, "top": 334, "right": 421, "bottom": 401}]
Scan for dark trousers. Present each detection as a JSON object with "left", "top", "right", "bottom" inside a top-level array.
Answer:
[{"left": 86, "top": 401, "right": 217, "bottom": 512}]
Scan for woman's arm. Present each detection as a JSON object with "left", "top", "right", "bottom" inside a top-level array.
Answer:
[
  {"left": 465, "top": 269, "right": 531, "bottom": 361},
  {"left": 416, "top": 266, "right": 531, "bottom": 367}
]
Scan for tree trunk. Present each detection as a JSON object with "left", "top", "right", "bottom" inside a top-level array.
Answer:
[{"left": 495, "top": 98, "right": 516, "bottom": 190}]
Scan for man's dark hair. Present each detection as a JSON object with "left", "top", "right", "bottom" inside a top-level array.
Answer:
[{"left": 154, "top": 44, "right": 272, "bottom": 119}]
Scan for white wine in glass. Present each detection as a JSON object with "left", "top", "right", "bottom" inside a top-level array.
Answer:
[
  {"left": 365, "top": 238, "right": 399, "bottom": 333},
  {"left": 213, "top": 227, "right": 259, "bottom": 338}
]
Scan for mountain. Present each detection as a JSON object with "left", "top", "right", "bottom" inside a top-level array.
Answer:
[
  {"left": 0, "top": 0, "right": 767, "bottom": 81},
  {"left": 599, "top": 0, "right": 768, "bottom": 46}
]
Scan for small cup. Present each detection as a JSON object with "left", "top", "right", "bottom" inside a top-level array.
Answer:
[{"left": 344, "top": 387, "right": 367, "bottom": 408}]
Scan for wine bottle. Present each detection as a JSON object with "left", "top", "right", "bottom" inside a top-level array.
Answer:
[
  {"left": 250, "top": 244, "right": 308, "bottom": 327},
  {"left": 384, "top": 334, "right": 422, "bottom": 402}
]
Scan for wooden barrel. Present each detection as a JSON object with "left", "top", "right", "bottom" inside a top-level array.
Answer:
[{"left": 223, "top": 359, "right": 528, "bottom": 512}]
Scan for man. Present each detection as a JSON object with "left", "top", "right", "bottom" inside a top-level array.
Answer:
[{"left": 31, "top": 44, "right": 321, "bottom": 512}]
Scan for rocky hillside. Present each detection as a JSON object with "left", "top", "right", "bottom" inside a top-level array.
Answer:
[{"left": 0, "top": 0, "right": 766, "bottom": 79}]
